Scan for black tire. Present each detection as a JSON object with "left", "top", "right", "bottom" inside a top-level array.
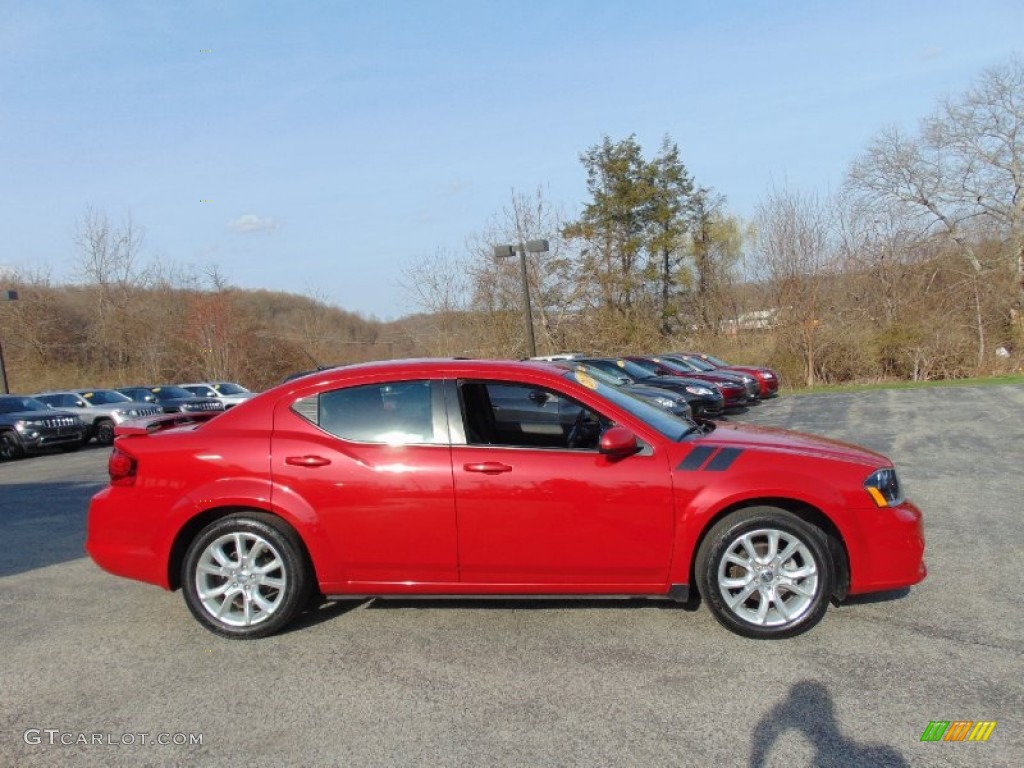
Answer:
[
  {"left": 95, "top": 419, "right": 115, "bottom": 446},
  {"left": 181, "top": 512, "right": 311, "bottom": 639},
  {"left": 0, "top": 430, "right": 25, "bottom": 461},
  {"left": 696, "top": 506, "right": 834, "bottom": 639}
]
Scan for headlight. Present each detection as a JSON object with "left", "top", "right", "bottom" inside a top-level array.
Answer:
[
  {"left": 864, "top": 468, "right": 903, "bottom": 507},
  {"left": 685, "top": 385, "right": 714, "bottom": 396},
  {"left": 13, "top": 420, "right": 28, "bottom": 432},
  {"left": 650, "top": 396, "right": 675, "bottom": 409},
  {"left": 763, "top": 372, "right": 775, "bottom": 379}
]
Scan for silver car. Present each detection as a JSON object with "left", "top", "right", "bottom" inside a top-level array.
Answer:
[
  {"left": 178, "top": 381, "right": 257, "bottom": 409},
  {"left": 33, "top": 389, "right": 162, "bottom": 445}
]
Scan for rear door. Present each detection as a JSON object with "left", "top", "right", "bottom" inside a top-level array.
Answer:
[{"left": 270, "top": 379, "right": 458, "bottom": 585}]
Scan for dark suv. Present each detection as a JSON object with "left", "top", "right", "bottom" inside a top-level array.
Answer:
[
  {"left": 0, "top": 395, "right": 89, "bottom": 460},
  {"left": 117, "top": 386, "right": 225, "bottom": 415}
]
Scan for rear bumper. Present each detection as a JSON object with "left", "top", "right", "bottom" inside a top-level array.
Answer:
[
  {"left": 86, "top": 487, "right": 171, "bottom": 589},
  {"left": 848, "top": 500, "right": 926, "bottom": 594}
]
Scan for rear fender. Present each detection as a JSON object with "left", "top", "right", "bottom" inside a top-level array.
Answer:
[{"left": 160, "top": 477, "right": 336, "bottom": 589}]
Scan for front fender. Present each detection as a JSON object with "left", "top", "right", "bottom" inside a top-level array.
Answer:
[{"left": 668, "top": 466, "right": 849, "bottom": 585}]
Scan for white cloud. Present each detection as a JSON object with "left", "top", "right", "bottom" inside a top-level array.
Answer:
[{"left": 228, "top": 214, "right": 280, "bottom": 234}]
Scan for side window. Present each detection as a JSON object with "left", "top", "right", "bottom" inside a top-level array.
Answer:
[
  {"left": 292, "top": 380, "right": 441, "bottom": 445},
  {"left": 458, "top": 380, "right": 609, "bottom": 450}
]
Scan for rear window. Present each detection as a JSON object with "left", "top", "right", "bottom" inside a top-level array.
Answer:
[{"left": 292, "top": 380, "right": 441, "bottom": 445}]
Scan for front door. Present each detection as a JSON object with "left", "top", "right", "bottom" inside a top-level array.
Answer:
[{"left": 450, "top": 379, "right": 674, "bottom": 588}]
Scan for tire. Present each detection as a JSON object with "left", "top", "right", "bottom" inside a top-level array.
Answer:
[
  {"left": 181, "top": 512, "right": 310, "bottom": 639},
  {"left": 696, "top": 506, "right": 834, "bottom": 639},
  {"left": 95, "top": 419, "right": 115, "bottom": 446},
  {"left": 0, "top": 430, "right": 25, "bottom": 461}
]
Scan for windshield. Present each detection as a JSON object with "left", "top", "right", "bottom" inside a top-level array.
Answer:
[
  {"left": 580, "top": 358, "right": 653, "bottom": 382},
  {"left": 652, "top": 357, "right": 699, "bottom": 374},
  {"left": 673, "top": 355, "right": 715, "bottom": 372},
  {"left": 80, "top": 390, "right": 133, "bottom": 404},
  {"left": 213, "top": 382, "right": 248, "bottom": 395},
  {"left": 150, "top": 386, "right": 195, "bottom": 401},
  {"left": 560, "top": 370, "right": 695, "bottom": 441},
  {"left": 552, "top": 362, "right": 627, "bottom": 388},
  {"left": 702, "top": 354, "right": 730, "bottom": 368},
  {"left": 0, "top": 396, "right": 51, "bottom": 414},
  {"left": 185, "top": 385, "right": 218, "bottom": 397}
]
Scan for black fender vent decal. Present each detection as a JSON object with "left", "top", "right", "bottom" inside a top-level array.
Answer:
[{"left": 676, "top": 446, "right": 743, "bottom": 472}]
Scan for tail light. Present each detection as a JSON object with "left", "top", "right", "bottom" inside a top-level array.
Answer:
[{"left": 108, "top": 446, "right": 137, "bottom": 487}]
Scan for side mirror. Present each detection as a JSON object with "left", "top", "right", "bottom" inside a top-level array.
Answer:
[{"left": 599, "top": 426, "right": 640, "bottom": 458}]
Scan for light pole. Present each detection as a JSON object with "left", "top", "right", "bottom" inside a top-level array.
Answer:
[
  {"left": 493, "top": 239, "right": 548, "bottom": 357},
  {"left": 0, "top": 289, "right": 19, "bottom": 394}
]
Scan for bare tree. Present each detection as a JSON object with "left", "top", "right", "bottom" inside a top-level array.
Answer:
[
  {"left": 848, "top": 56, "right": 1024, "bottom": 343},
  {"left": 398, "top": 249, "right": 472, "bottom": 356},
  {"left": 73, "top": 207, "right": 151, "bottom": 371},
  {"left": 753, "top": 187, "right": 838, "bottom": 387}
]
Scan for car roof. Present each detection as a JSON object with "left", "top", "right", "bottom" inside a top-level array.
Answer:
[{"left": 277, "top": 358, "right": 569, "bottom": 386}]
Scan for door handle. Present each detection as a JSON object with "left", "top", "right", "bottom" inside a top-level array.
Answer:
[
  {"left": 286, "top": 455, "right": 331, "bottom": 467},
  {"left": 463, "top": 462, "right": 512, "bottom": 474}
]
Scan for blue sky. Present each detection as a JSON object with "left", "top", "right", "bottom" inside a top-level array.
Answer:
[{"left": 2, "top": 1, "right": 1021, "bottom": 319}]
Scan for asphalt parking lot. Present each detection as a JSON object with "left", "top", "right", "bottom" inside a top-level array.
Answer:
[{"left": 2, "top": 384, "right": 1022, "bottom": 767}]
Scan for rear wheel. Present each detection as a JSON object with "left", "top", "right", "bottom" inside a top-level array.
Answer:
[
  {"left": 181, "top": 513, "right": 310, "bottom": 639},
  {"left": 0, "top": 430, "right": 25, "bottom": 461},
  {"left": 696, "top": 506, "right": 834, "bottom": 639}
]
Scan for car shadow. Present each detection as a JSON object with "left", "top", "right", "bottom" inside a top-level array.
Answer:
[
  {"left": 0, "top": 478, "right": 104, "bottom": 577},
  {"left": 363, "top": 596, "right": 702, "bottom": 613},
  {"left": 749, "top": 680, "right": 908, "bottom": 767},
  {"left": 841, "top": 587, "right": 912, "bottom": 605}
]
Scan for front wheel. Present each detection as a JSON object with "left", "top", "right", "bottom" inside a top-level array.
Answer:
[
  {"left": 181, "top": 513, "right": 310, "bottom": 639},
  {"left": 0, "top": 430, "right": 25, "bottom": 461},
  {"left": 696, "top": 506, "right": 834, "bottom": 639},
  {"left": 95, "top": 419, "right": 115, "bottom": 446}
]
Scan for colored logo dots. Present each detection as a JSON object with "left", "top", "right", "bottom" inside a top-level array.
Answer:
[
  {"left": 199, "top": 49, "right": 213, "bottom": 53},
  {"left": 200, "top": 199, "right": 213, "bottom": 203}
]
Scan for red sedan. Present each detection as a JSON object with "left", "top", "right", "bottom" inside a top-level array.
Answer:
[
  {"left": 673, "top": 353, "right": 780, "bottom": 398},
  {"left": 625, "top": 355, "right": 752, "bottom": 408},
  {"left": 87, "top": 359, "right": 925, "bottom": 640}
]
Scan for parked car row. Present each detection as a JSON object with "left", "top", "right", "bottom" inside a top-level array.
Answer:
[
  {"left": 0, "top": 382, "right": 254, "bottom": 460},
  {"left": 533, "top": 353, "right": 779, "bottom": 420}
]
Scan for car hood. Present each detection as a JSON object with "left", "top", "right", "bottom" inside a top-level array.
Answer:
[
  {"left": 645, "top": 376, "right": 724, "bottom": 394},
  {"left": 627, "top": 384, "right": 685, "bottom": 400},
  {"left": 3, "top": 409, "right": 79, "bottom": 421},
  {"left": 699, "top": 422, "right": 890, "bottom": 467}
]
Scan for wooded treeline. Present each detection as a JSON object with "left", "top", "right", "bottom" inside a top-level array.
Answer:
[
  {"left": 404, "top": 57, "right": 1024, "bottom": 386},
  {"left": 2, "top": 57, "right": 1022, "bottom": 392}
]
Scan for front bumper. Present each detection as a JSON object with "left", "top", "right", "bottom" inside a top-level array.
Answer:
[
  {"left": 19, "top": 425, "right": 88, "bottom": 451},
  {"left": 848, "top": 499, "right": 927, "bottom": 594}
]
